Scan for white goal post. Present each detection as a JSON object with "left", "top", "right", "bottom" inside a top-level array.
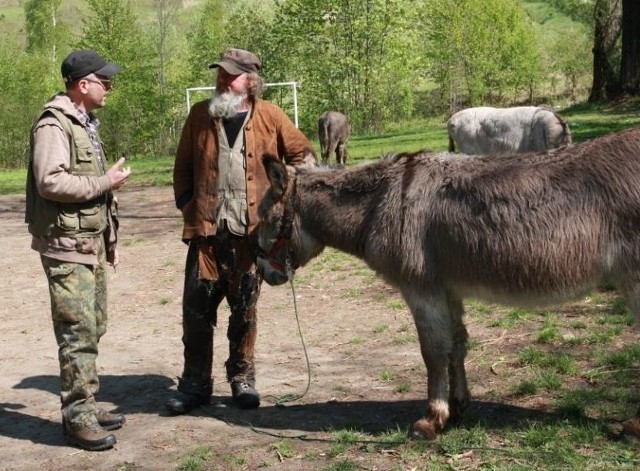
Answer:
[{"left": 185, "top": 81, "right": 300, "bottom": 128}]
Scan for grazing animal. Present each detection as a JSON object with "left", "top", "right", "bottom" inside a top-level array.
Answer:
[
  {"left": 256, "top": 127, "right": 640, "bottom": 440},
  {"left": 447, "top": 106, "right": 572, "bottom": 154},
  {"left": 318, "top": 111, "right": 350, "bottom": 165}
]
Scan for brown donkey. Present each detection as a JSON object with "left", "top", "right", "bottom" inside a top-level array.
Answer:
[{"left": 257, "top": 127, "right": 640, "bottom": 440}]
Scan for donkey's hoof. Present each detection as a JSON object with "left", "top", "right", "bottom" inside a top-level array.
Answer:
[{"left": 411, "top": 418, "right": 438, "bottom": 440}]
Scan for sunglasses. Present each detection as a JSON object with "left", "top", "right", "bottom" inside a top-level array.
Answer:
[{"left": 84, "top": 77, "right": 113, "bottom": 91}]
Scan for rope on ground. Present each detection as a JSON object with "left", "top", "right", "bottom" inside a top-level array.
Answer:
[
  {"left": 264, "top": 262, "right": 312, "bottom": 406},
  {"left": 241, "top": 420, "right": 408, "bottom": 445}
]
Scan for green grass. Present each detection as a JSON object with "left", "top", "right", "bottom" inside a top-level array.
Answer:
[
  {"left": 124, "top": 154, "right": 175, "bottom": 187},
  {"left": 372, "top": 323, "right": 387, "bottom": 334},
  {"left": 339, "top": 117, "right": 450, "bottom": 163},
  {"left": 435, "top": 419, "right": 640, "bottom": 470},
  {"left": 519, "top": 347, "right": 578, "bottom": 374},
  {"left": 0, "top": 168, "right": 25, "bottom": 195},
  {"left": 491, "top": 307, "right": 532, "bottom": 328},
  {"left": 378, "top": 370, "right": 397, "bottom": 382},
  {"left": 385, "top": 299, "right": 406, "bottom": 310},
  {"left": 562, "top": 99, "right": 640, "bottom": 141},
  {"left": 272, "top": 440, "right": 295, "bottom": 459},
  {"left": 0, "top": 154, "right": 174, "bottom": 195},
  {"left": 175, "top": 446, "right": 213, "bottom": 471}
]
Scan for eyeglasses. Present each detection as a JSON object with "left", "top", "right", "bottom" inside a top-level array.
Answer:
[{"left": 84, "top": 77, "right": 113, "bottom": 91}]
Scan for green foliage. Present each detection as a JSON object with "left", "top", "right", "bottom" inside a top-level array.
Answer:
[
  {"left": 79, "top": 0, "right": 162, "bottom": 157},
  {"left": 24, "top": 0, "right": 67, "bottom": 57},
  {"left": 0, "top": 35, "right": 60, "bottom": 168},
  {"left": 265, "top": 0, "right": 421, "bottom": 133},
  {"left": 225, "top": 0, "right": 276, "bottom": 66},
  {"left": 0, "top": 0, "right": 638, "bottom": 170},
  {"left": 422, "top": 0, "right": 542, "bottom": 110},
  {"left": 528, "top": 4, "right": 594, "bottom": 101},
  {"left": 186, "top": 0, "right": 228, "bottom": 85},
  {"left": 546, "top": 0, "right": 594, "bottom": 25}
]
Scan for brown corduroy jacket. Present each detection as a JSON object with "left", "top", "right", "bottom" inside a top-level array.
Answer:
[{"left": 173, "top": 98, "right": 315, "bottom": 243}]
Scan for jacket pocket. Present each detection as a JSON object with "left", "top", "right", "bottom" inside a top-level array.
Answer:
[
  {"left": 57, "top": 210, "right": 80, "bottom": 231},
  {"left": 45, "top": 262, "right": 83, "bottom": 323},
  {"left": 79, "top": 206, "right": 102, "bottom": 231},
  {"left": 76, "top": 143, "right": 95, "bottom": 163},
  {"left": 57, "top": 206, "right": 103, "bottom": 232}
]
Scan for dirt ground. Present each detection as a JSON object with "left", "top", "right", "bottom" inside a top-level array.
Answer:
[
  {"left": 0, "top": 186, "right": 438, "bottom": 471},
  {"left": 1, "top": 186, "right": 637, "bottom": 471}
]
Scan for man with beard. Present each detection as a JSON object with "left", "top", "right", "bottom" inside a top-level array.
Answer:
[{"left": 168, "top": 48, "right": 316, "bottom": 414}]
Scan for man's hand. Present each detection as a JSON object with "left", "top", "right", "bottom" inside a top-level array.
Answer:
[{"left": 107, "top": 157, "right": 131, "bottom": 190}]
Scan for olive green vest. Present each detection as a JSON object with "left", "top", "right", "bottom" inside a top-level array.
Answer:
[
  {"left": 25, "top": 108, "right": 108, "bottom": 238},
  {"left": 215, "top": 113, "right": 251, "bottom": 236}
]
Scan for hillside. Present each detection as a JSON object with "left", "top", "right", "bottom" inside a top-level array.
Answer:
[
  {"left": 1, "top": 1, "right": 584, "bottom": 41},
  {"left": 0, "top": 0, "right": 205, "bottom": 41}
]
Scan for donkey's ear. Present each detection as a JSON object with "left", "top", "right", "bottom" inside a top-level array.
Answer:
[{"left": 263, "top": 154, "right": 288, "bottom": 197}]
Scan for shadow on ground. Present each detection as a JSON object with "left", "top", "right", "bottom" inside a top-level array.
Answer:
[
  {"left": 193, "top": 397, "right": 602, "bottom": 438},
  {"left": 2, "top": 374, "right": 175, "bottom": 447},
  {"left": 3, "top": 374, "right": 610, "bottom": 447}
]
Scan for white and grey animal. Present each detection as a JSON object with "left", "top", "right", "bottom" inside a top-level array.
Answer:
[
  {"left": 256, "top": 127, "right": 640, "bottom": 440},
  {"left": 447, "top": 105, "right": 572, "bottom": 154},
  {"left": 318, "top": 111, "right": 350, "bottom": 165}
]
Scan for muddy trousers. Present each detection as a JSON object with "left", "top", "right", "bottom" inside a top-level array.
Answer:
[
  {"left": 40, "top": 251, "right": 107, "bottom": 429},
  {"left": 178, "top": 235, "right": 263, "bottom": 397}
]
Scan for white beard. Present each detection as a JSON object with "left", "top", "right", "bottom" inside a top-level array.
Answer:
[{"left": 208, "top": 91, "right": 248, "bottom": 119}]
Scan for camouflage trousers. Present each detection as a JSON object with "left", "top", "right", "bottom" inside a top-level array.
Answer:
[
  {"left": 178, "top": 231, "right": 262, "bottom": 397},
  {"left": 40, "top": 248, "right": 107, "bottom": 429}
]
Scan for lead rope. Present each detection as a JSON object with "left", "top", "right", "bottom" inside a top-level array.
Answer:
[{"left": 269, "top": 255, "right": 312, "bottom": 406}]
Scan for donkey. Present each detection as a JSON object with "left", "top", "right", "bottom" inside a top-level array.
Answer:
[
  {"left": 447, "top": 106, "right": 572, "bottom": 155},
  {"left": 318, "top": 111, "right": 350, "bottom": 165},
  {"left": 256, "top": 127, "right": 640, "bottom": 441}
]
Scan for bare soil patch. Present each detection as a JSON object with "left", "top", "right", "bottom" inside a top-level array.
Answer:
[{"left": 0, "top": 186, "right": 637, "bottom": 470}]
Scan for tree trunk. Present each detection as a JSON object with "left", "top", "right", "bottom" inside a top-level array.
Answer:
[
  {"left": 589, "top": 0, "right": 621, "bottom": 102},
  {"left": 619, "top": 0, "right": 640, "bottom": 95}
]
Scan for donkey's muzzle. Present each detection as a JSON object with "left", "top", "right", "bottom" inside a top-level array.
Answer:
[{"left": 257, "top": 256, "right": 290, "bottom": 286}]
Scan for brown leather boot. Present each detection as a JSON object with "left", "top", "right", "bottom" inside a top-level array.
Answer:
[
  {"left": 96, "top": 409, "right": 126, "bottom": 431},
  {"left": 65, "top": 423, "right": 116, "bottom": 451}
]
